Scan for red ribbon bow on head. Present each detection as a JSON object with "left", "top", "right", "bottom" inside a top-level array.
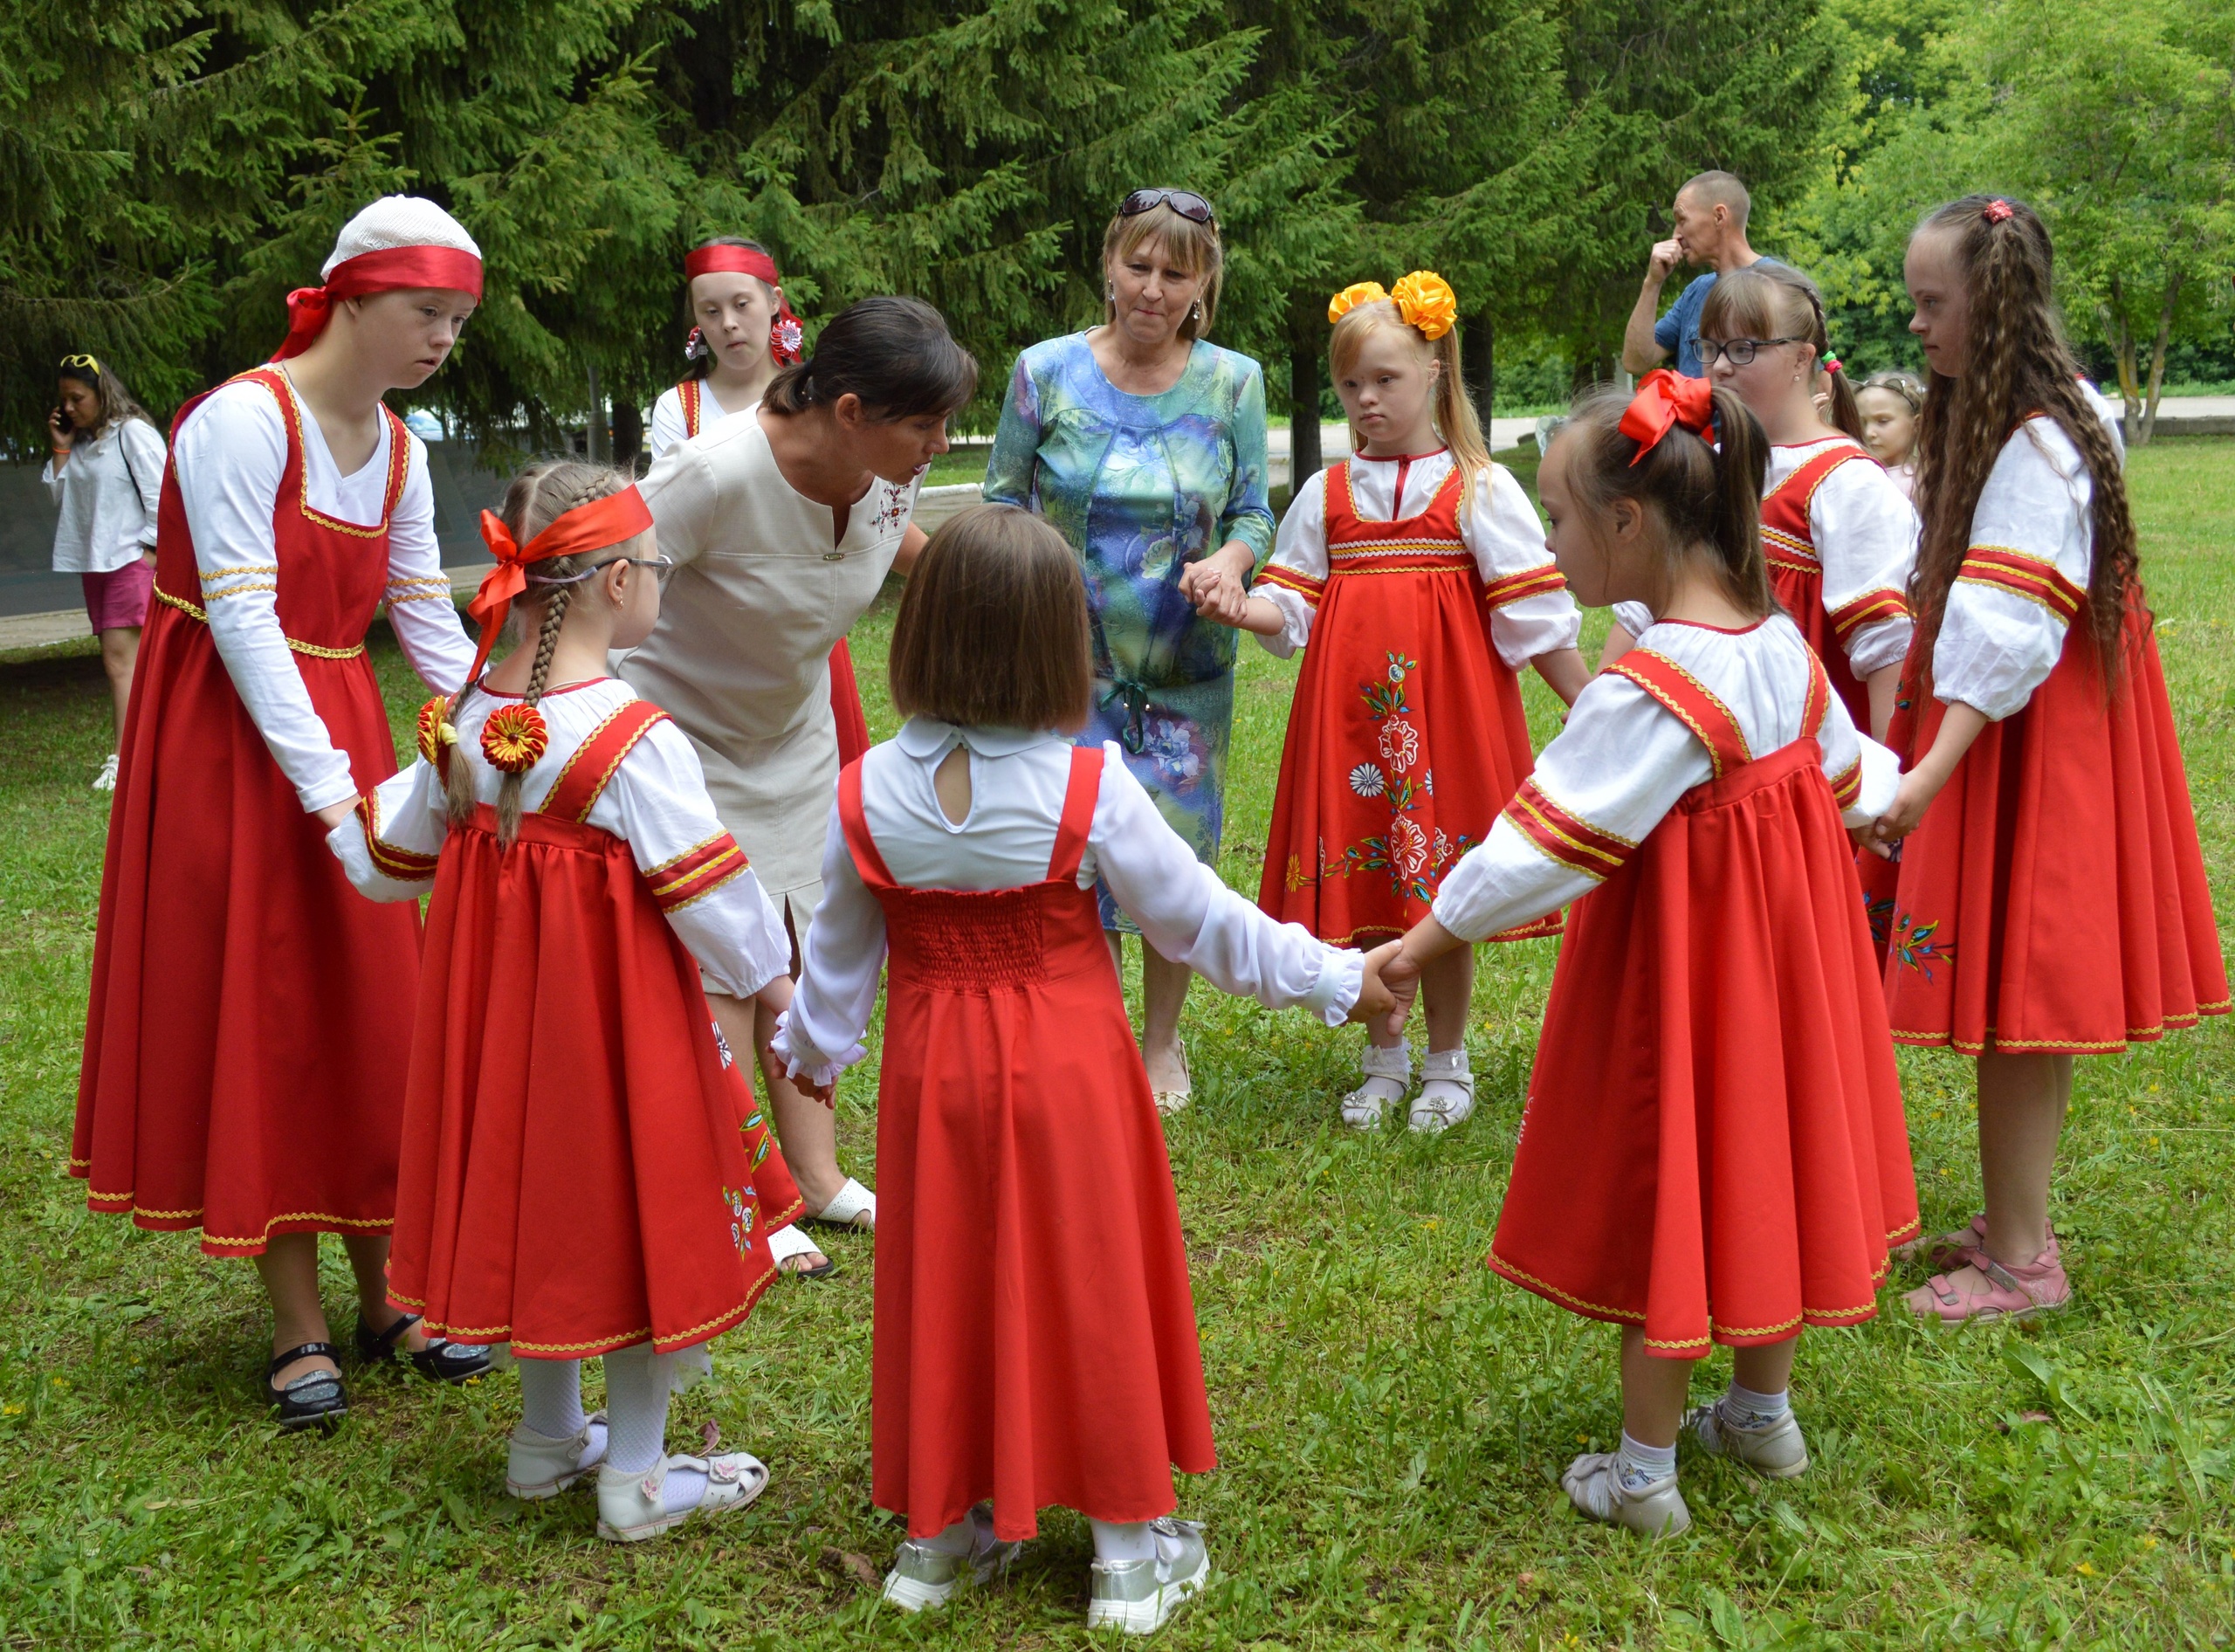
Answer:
[
  {"left": 1983, "top": 198, "right": 2015, "bottom": 224},
  {"left": 272, "top": 245, "right": 485, "bottom": 362},
  {"left": 467, "top": 486, "right": 656, "bottom": 684},
  {"left": 1619, "top": 368, "right": 1716, "bottom": 465},
  {"left": 682, "top": 244, "right": 806, "bottom": 365}
]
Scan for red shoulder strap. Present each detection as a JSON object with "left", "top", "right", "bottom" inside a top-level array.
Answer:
[
  {"left": 1607, "top": 648, "right": 1754, "bottom": 779},
  {"left": 678, "top": 378, "right": 702, "bottom": 438},
  {"left": 1801, "top": 650, "right": 1833, "bottom": 740},
  {"left": 1046, "top": 745, "right": 1104, "bottom": 881},
  {"left": 1319, "top": 461, "right": 1358, "bottom": 539},
  {"left": 539, "top": 698, "right": 670, "bottom": 822},
  {"left": 378, "top": 404, "right": 411, "bottom": 518},
  {"left": 836, "top": 758, "right": 899, "bottom": 890},
  {"left": 1761, "top": 444, "right": 1872, "bottom": 541}
]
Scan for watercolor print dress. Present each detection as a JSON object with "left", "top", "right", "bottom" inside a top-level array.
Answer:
[{"left": 984, "top": 333, "right": 1274, "bottom": 930}]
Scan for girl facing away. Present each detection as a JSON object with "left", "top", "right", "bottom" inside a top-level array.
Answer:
[
  {"left": 774, "top": 504, "right": 1394, "bottom": 1632},
  {"left": 1220, "top": 273, "right": 1588, "bottom": 1134},
  {"left": 1383, "top": 373, "right": 1916, "bottom": 1536},
  {"left": 1871, "top": 196, "right": 2227, "bottom": 1323},
  {"left": 333, "top": 461, "right": 803, "bottom": 1541}
]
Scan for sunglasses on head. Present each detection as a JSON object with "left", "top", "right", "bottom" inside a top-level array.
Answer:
[
  {"left": 1120, "top": 189, "right": 1215, "bottom": 226},
  {"left": 59, "top": 353, "right": 102, "bottom": 374}
]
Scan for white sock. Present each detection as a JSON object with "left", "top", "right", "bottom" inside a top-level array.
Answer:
[
  {"left": 519, "top": 1359, "right": 586, "bottom": 1438},
  {"left": 1090, "top": 1518, "right": 1159, "bottom": 1565},
  {"left": 603, "top": 1345, "right": 709, "bottom": 1514},
  {"left": 1350, "top": 1039, "right": 1411, "bottom": 1103},
  {"left": 1724, "top": 1380, "right": 1791, "bottom": 1428},
  {"left": 1617, "top": 1432, "right": 1677, "bottom": 1491},
  {"left": 1418, "top": 1046, "right": 1471, "bottom": 1098}
]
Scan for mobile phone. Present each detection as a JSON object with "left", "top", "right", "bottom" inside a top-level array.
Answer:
[{"left": 52, "top": 404, "right": 73, "bottom": 434}]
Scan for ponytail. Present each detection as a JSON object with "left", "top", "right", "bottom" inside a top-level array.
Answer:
[
  {"left": 1704, "top": 384, "right": 1773, "bottom": 613},
  {"left": 1433, "top": 327, "right": 1493, "bottom": 505}
]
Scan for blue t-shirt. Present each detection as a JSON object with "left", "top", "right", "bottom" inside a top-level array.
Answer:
[{"left": 1654, "top": 258, "right": 1782, "bottom": 377}]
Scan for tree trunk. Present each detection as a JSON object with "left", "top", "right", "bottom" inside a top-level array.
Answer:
[
  {"left": 2141, "top": 271, "right": 2184, "bottom": 447},
  {"left": 611, "top": 396, "right": 643, "bottom": 474},
  {"left": 1462, "top": 312, "right": 1496, "bottom": 447},
  {"left": 585, "top": 364, "right": 608, "bottom": 463},
  {"left": 1289, "top": 341, "right": 1322, "bottom": 492},
  {"left": 2106, "top": 279, "right": 2141, "bottom": 445}
]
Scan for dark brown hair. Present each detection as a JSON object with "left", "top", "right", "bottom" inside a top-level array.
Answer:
[
  {"left": 58, "top": 354, "right": 153, "bottom": 443},
  {"left": 684, "top": 235, "right": 780, "bottom": 383},
  {"left": 444, "top": 460, "right": 638, "bottom": 845},
  {"left": 763, "top": 295, "right": 978, "bottom": 420},
  {"left": 1556, "top": 382, "right": 1776, "bottom": 619},
  {"left": 1699, "top": 264, "right": 1862, "bottom": 440},
  {"left": 889, "top": 504, "right": 1093, "bottom": 732},
  {"left": 1906, "top": 195, "right": 2138, "bottom": 688}
]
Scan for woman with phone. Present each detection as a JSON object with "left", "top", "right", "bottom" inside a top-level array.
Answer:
[{"left": 45, "top": 354, "right": 166, "bottom": 788}]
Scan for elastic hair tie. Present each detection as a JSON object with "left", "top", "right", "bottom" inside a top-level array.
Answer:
[
  {"left": 1822, "top": 353, "right": 1843, "bottom": 375},
  {"left": 1983, "top": 199, "right": 2015, "bottom": 224}
]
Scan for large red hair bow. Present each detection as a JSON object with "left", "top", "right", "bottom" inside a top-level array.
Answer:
[
  {"left": 1619, "top": 368, "right": 1716, "bottom": 465},
  {"left": 271, "top": 246, "right": 485, "bottom": 362},
  {"left": 467, "top": 486, "right": 655, "bottom": 683}
]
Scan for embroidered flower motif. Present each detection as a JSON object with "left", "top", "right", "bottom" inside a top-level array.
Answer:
[
  {"left": 723, "top": 1186, "right": 757, "bottom": 1255},
  {"left": 1386, "top": 650, "right": 1417, "bottom": 683},
  {"left": 1423, "top": 767, "right": 1435, "bottom": 795},
  {"left": 1284, "top": 853, "right": 1310, "bottom": 892},
  {"left": 1348, "top": 762, "right": 1386, "bottom": 799},
  {"left": 415, "top": 694, "right": 457, "bottom": 765},
  {"left": 1390, "top": 815, "right": 1430, "bottom": 880},
  {"left": 1863, "top": 893, "right": 1896, "bottom": 953},
  {"left": 1142, "top": 718, "right": 1202, "bottom": 785},
  {"left": 1433, "top": 827, "right": 1454, "bottom": 869},
  {"left": 479, "top": 704, "right": 549, "bottom": 774},
  {"left": 1379, "top": 719, "right": 1420, "bottom": 771},
  {"left": 1890, "top": 912, "right": 1953, "bottom": 981},
  {"left": 711, "top": 1019, "right": 735, "bottom": 1069}
]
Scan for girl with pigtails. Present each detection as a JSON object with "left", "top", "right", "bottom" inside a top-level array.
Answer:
[
  {"left": 1217, "top": 272, "right": 1589, "bottom": 1134},
  {"left": 1872, "top": 196, "right": 2227, "bottom": 1325},
  {"left": 1380, "top": 372, "right": 1915, "bottom": 1537},
  {"left": 330, "top": 461, "right": 804, "bottom": 1544}
]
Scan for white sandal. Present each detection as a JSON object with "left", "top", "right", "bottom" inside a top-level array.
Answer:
[
  {"left": 768, "top": 1222, "right": 837, "bottom": 1277},
  {"left": 1152, "top": 1043, "right": 1192, "bottom": 1117},
  {"left": 808, "top": 1177, "right": 877, "bottom": 1230},
  {"left": 1341, "top": 1039, "right": 1412, "bottom": 1131},
  {"left": 1408, "top": 1048, "right": 1475, "bottom": 1135},
  {"left": 595, "top": 1449, "right": 769, "bottom": 1542},
  {"left": 505, "top": 1411, "right": 607, "bottom": 1499}
]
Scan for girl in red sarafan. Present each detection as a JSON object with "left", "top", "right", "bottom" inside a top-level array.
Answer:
[
  {"left": 1380, "top": 373, "right": 1916, "bottom": 1538},
  {"left": 333, "top": 460, "right": 802, "bottom": 1543},
  {"left": 1224, "top": 272, "right": 1589, "bottom": 1135},
  {"left": 1871, "top": 196, "right": 2228, "bottom": 1325}
]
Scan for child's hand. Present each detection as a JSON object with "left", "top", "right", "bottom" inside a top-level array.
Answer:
[
  {"left": 1349, "top": 940, "right": 1400, "bottom": 1025},
  {"left": 1871, "top": 767, "right": 1942, "bottom": 847},
  {"left": 1849, "top": 823, "right": 1893, "bottom": 860},
  {"left": 804, "top": 1074, "right": 836, "bottom": 1108},
  {"left": 1379, "top": 944, "right": 1424, "bottom": 1040}
]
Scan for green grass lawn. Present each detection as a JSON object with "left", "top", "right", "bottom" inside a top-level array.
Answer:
[{"left": 1, "top": 440, "right": 2231, "bottom": 1649}]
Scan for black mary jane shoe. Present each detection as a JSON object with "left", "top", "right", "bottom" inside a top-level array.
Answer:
[
  {"left": 266, "top": 1341, "right": 348, "bottom": 1432},
  {"left": 354, "top": 1311, "right": 493, "bottom": 1385}
]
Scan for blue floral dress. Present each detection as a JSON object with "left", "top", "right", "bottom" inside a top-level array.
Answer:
[{"left": 984, "top": 334, "right": 1275, "bottom": 930}]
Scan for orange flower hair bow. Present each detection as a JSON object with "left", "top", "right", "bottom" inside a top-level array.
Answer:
[
  {"left": 1327, "top": 281, "right": 1389, "bottom": 323},
  {"left": 1390, "top": 271, "right": 1458, "bottom": 341},
  {"left": 1619, "top": 368, "right": 1716, "bottom": 465},
  {"left": 467, "top": 485, "right": 656, "bottom": 684}
]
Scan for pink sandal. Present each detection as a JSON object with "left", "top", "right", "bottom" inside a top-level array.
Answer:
[
  {"left": 1905, "top": 1234, "right": 2071, "bottom": 1324},
  {"left": 1895, "top": 1215, "right": 2056, "bottom": 1273}
]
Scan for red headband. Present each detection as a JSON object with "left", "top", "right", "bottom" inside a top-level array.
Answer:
[
  {"left": 1620, "top": 368, "right": 1716, "bottom": 465},
  {"left": 684, "top": 245, "right": 780, "bottom": 285},
  {"left": 272, "top": 246, "right": 485, "bottom": 362},
  {"left": 467, "top": 486, "right": 656, "bottom": 683}
]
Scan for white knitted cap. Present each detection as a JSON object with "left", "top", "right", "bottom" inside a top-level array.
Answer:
[{"left": 321, "top": 196, "right": 482, "bottom": 279}]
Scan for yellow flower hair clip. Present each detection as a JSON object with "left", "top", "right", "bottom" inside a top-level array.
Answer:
[
  {"left": 1326, "top": 281, "right": 1390, "bottom": 324},
  {"left": 416, "top": 694, "right": 461, "bottom": 765},
  {"left": 1390, "top": 271, "right": 1458, "bottom": 341}
]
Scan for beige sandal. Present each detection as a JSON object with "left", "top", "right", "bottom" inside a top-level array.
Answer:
[{"left": 1152, "top": 1043, "right": 1192, "bottom": 1117}]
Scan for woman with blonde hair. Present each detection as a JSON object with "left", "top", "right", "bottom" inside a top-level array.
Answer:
[{"left": 983, "top": 189, "right": 1276, "bottom": 1111}]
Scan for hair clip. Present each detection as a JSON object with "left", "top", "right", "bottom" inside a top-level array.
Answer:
[
  {"left": 1822, "top": 353, "right": 1843, "bottom": 375},
  {"left": 1983, "top": 199, "right": 2015, "bottom": 224},
  {"left": 1327, "top": 281, "right": 1389, "bottom": 323},
  {"left": 684, "top": 326, "right": 708, "bottom": 362}
]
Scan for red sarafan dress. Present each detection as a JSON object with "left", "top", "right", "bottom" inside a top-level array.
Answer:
[
  {"left": 673, "top": 375, "right": 871, "bottom": 766},
  {"left": 1253, "top": 452, "right": 1578, "bottom": 945},
  {"left": 1431, "top": 616, "right": 1917, "bottom": 1355},
  {"left": 349, "top": 686, "right": 803, "bottom": 1355},
  {"left": 73, "top": 368, "right": 429, "bottom": 1255},
  {"left": 1882, "top": 416, "right": 2227, "bottom": 1052},
  {"left": 1757, "top": 438, "right": 1915, "bottom": 731},
  {"left": 837, "top": 747, "right": 1215, "bottom": 1539}
]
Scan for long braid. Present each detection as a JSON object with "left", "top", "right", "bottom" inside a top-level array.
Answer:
[
  {"left": 494, "top": 582, "right": 572, "bottom": 846},
  {"left": 1908, "top": 196, "right": 2139, "bottom": 693}
]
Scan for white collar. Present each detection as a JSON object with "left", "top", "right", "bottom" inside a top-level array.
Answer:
[{"left": 894, "top": 718, "right": 1065, "bottom": 761}]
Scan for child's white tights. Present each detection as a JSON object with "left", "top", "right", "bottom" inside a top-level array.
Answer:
[
  {"left": 916, "top": 1514, "right": 1172, "bottom": 1566},
  {"left": 526, "top": 1346, "right": 709, "bottom": 1516}
]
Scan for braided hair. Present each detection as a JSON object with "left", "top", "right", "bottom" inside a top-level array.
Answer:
[
  {"left": 1907, "top": 195, "right": 2139, "bottom": 690},
  {"left": 441, "top": 460, "right": 634, "bottom": 846}
]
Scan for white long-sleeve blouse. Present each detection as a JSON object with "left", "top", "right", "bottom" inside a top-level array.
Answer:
[
  {"left": 44, "top": 417, "right": 166, "bottom": 575},
  {"left": 327, "top": 677, "right": 792, "bottom": 1002},
  {"left": 1431, "top": 614, "right": 1901, "bottom": 943},
  {"left": 774, "top": 719, "right": 1365, "bottom": 1082},
  {"left": 173, "top": 374, "right": 477, "bottom": 812}
]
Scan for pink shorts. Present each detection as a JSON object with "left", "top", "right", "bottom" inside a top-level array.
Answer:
[{"left": 83, "top": 560, "right": 155, "bottom": 633}]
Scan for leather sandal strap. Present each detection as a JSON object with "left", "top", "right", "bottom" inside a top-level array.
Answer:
[
  {"left": 363, "top": 1311, "right": 422, "bottom": 1358},
  {"left": 268, "top": 1340, "right": 341, "bottom": 1380}
]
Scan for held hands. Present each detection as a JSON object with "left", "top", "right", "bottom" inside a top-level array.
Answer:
[
  {"left": 1349, "top": 940, "right": 1402, "bottom": 1028},
  {"left": 1378, "top": 943, "right": 1424, "bottom": 1042},
  {"left": 1870, "top": 767, "right": 1943, "bottom": 850},
  {"left": 1179, "top": 562, "right": 1251, "bottom": 626}
]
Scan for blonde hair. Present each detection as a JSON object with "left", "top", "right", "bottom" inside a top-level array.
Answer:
[
  {"left": 1101, "top": 203, "right": 1223, "bottom": 341},
  {"left": 1327, "top": 299, "right": 1492, "bottom": 502},
  {"left": 442, "top": 460, "right": 636, "bottom": 847}
]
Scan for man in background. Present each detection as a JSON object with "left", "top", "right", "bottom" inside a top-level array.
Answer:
[{"left": 1623, "top": 171, "right": 1778, "bottom": 379}]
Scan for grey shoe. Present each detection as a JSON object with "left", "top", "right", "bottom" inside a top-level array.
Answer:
[
  {"left": 1687, "top": 1398, "right": 1810, "bottom": 1478},
  {"left": 1086, "top": 1518, "right": 1210, "bottom": 1635},
  {"left": 881, "top": 1504, "right": 1021, "bottom": 1613},
  {"left": 1562, "top": 1451, "right": 1692, "bottom": 1536}
]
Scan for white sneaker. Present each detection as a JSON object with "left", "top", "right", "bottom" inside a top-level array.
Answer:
[
  {"left": 92, "top": 754, "right": 119, "bottom": 792},
  {"left": 1408, "top": 1047, "right": 1475, "bottom": 1134},
  {"left": 1086, "top": 1518, "right": 1210, "bottom": 1634},
  {"left": 1562, "top": 1452, "right": 1691, "bottom": 1536},
  {"left": 1688, "top": 1398, "right": 1810, "bottom": 1478},
  {"left": 595, "top": 1450, "right": 768, "bottom": 1542},
  {"left": 1341, "top": 1039, "right": 1412, "bottom": 1130},
  {"left": 880, "top": 1504, "right": 1021, "bottom": 1612},
  {"left": 505, "top": 1411, "right": 607, "bottom": 1499}
]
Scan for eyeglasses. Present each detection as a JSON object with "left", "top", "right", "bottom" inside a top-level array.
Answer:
[
  {"left": 1697, "top": 336, "right": 1804, "bottom": 367},
  {"left": 1120, "top": 189, "right": 1215, "bottom": 226},
  {"left": 594, "top": 554, "right": 677, "bottom": 589}
]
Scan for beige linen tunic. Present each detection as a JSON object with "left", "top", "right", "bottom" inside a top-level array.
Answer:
[{"left": 620, "top": 415, "right": 919, "bottom": 929}]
